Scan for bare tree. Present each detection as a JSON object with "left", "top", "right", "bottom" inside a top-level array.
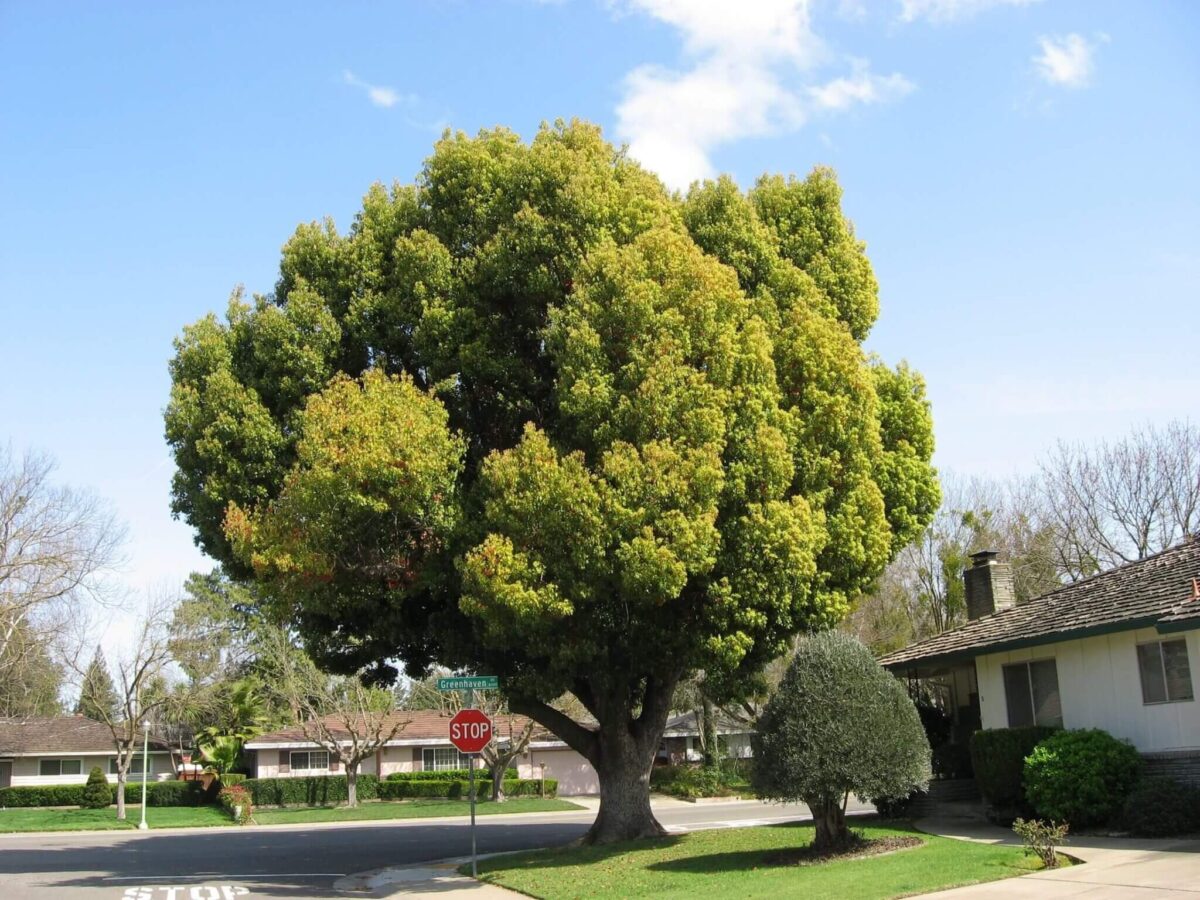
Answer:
[
  {"left": 263, "top": 629, "right": 407, "bottom": 807},
  {"left": 73, "top": 595, "right": 176, "bottom": 820},
  {"left": 1039, "top": 420, "right": 1200, "bottom": 578},
  {"left": 480, "top": 716, "right": 535, "bottom": 802},
  {"left": 0, "top": 447, "right": 124, "bottom": 703}
]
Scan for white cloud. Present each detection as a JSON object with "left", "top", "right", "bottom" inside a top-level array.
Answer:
[
  {"left": 808, "top": 62, "right": 914, "bottom": 111},
  {"left": 342, "top": 70, "right": 413, "bottom": 108},
  {"left": 1033, "top": 33, "right": 1101, "bottom": 89},
  {"left": 898, "top": 0, "right": 1042, "bottom": 24},
  {"left": 613, "top": 0, "right": 912, "bottom": 190}
]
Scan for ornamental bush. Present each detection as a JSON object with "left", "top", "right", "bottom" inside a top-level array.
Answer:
[
  {"left": 751, "top": 631, "right": 931, "bottom": 850},
  {"left": 218, "top": 784, "right": 253, "bottom": 824},
  {"left": 80, "top": 767, "right": 113, "bottom": 809},
  {"left": 968, "top": 726, "right": 1059, "bottom": 822},
  {"left": 1119, "top": 776, "right": 1200, "bottom": 836},
  {"left": 1024, "top": 729, "right": 1141, "bottom": 828},
  {"left": 385, "top": 768, "right": 517, "bottom": 782},
  {"left": 243, "top": 774, "right": 379, "bottom": 806}
]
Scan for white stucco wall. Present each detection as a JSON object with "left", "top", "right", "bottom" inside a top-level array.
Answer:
[
  {"left": 975, "top": 625, "right": 1200, "bottom": 752},
  {"left": 520, "top": 747, "right": 599, "bottom": 795},
  {"left": 6, "top": 753, "right": 175, "bottom": 786}
]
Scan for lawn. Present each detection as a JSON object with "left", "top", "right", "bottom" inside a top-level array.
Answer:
[
  {"left": 0, "top": 806, "right": 230, "bottom": 833},
  {"left": 252, "top": 797, "right": 583, "bottom": 825},
  {"left": 471, "top": 820, "right": 1053, "bottom": 900}
]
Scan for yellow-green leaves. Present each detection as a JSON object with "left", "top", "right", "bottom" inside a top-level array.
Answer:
[{"left": 225, "top": 370, "right": 463, "bottom": 600}]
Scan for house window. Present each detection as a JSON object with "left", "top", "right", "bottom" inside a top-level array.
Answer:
[
  {"left": 1002, "top": 659, "right": 1063, "bottom": 728},
  {"left": 109, "top": 757, "right": 146, "bottom": 775},
  {"left": 1137, "top": 639, "right": 1194, "bottom": 704},
  {"left": 422, "top": 748, "right": 469, "bottom": 771},
  {"left": 38, "top": 759, "right": 83, "bottom": 777},
  {"left": 289, "top": 750, "right": 330, "bottom": 771}
]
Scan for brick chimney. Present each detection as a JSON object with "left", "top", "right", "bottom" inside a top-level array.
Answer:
[{"left": 964, "top": 549, "right": 1016, "bottom": 620}]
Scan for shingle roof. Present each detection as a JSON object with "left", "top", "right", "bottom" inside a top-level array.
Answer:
[
  {"left": 246, "top": 710, "right": 558, "bottom": 748},
  {"left": 0, "top": 716, "right": 168, "bottom": 755},
  {"left": 879, "top": 536, "right": 1200, "bottom": 671}
]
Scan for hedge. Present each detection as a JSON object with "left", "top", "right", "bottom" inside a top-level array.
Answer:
[
  {"left": 0, "top": 779, "right": 209, "bottom": 808},
  {"left": 385, "top": 768, "right": 518, "bottom": 782},
  {"left": 244, "top": 773, "right": 380, "bottom": 806},
  {"left": 968, "top": 726, "right": 1059, "bottom": 821},
  {"left": 1120, "top": 776, "right": 1200, "bottom": 836},
  {"left": 377, "top": 777, "right": 556, "bottom": 800}
]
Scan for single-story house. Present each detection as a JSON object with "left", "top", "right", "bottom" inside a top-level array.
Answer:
[
  {"left": 0, "top": 715, "right": 176, "bottom": 788},
  {"left": 879, "top": 537, "right": 1200, "bottom": 784},
  {"left": 660, "top": 710, "right": 755, "bottom": 763},
  {"left": 245, "top": 710, "right": 603, "bottom": 795}
]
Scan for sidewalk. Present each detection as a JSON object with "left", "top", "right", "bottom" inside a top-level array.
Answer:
[{"left": 914, "top": 815, "right": 1200, "bottom": 898}]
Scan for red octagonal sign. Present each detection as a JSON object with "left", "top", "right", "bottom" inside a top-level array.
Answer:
[{"left": 449, "top": 708, "right": 493, "bottom": 754}]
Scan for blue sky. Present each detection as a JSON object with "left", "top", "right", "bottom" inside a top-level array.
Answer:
[{"left": 1, "top": 0, "right": 1197, "bottom": 631}]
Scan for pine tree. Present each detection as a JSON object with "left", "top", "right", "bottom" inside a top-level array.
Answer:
[
  {"left": 80, "top": 765, "right": 113, "bottom": 809},
  {"left": 75, "top": 648, "right": 118, "bottom": 722}
]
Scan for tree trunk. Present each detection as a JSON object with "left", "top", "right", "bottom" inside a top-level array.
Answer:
[
  {"left": 346, "top": 762, "right": 358, "bottom": 808},
  {"left": 587, "top": 739, "right": 665, "bottom": 844},
  {"left": 491, "top": 765, "right": 505, "bottom": 803},
  {"left": 115, "top": 771, "right": 127, "bottom": 820},
  {"left": 808, "top": 793, "right": 850, "bottom": 852},
  {"left": 702, "top": 697, "right": 718, "bottom": 769}
]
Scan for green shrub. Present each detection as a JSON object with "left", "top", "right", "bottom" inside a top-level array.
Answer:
[
  {"left": 650, "top": 765, "right": 735, "bottom": 799},
  {"left": 752, "top": 632, "right": 931, "bottom": 850},
  {"left": 0, "top": 784, "right": 86, "bottom": 807},
  {"left": 1119, "top": 776, "right": 1200, "bottom": 836},
  {"left": 80, "top": 767, "right": 113, "bottom": 809},
  {"left": 376, "top": 777, "right": 554, "bottom": 800},
  {"left": 244, "top": 773, "right": 380, "bottom": 806},
  {"left": 969, "top": 726, "right": 1059, "bottom": 821},
  {"left": 1012, "top": 817, "right": 1069, "bottom": 868},
  {"left": 385, "top": 768, "right": 517, "bottom": 782},
  {"left": 1024, "top": 729, "right": 1141, "bottom": 828},
  {"left": 220, "top": 773, "right": 248, "bottom": 787}
]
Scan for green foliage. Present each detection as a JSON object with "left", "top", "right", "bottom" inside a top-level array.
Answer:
[
  {"left": 385, "top": 768, "right": 518, "bottom": 781},
  {"left": 751, "top": 631, "right": 931, "bottom": 806},
  {"left": 198, "top": 734, "right": 242, "bottom": 774},
  {"left": 165, "top": 121, "right": 938, "bottom": 834},
  {"left": 0, "top": 780, "right": 208, "bottom": 808},
  {"left": 650, "top": 764, "right": 750, "bottom": 799},
  {"left": 1012, "top": 818, "right": 1068, "bottom": 868},
  {"left": 377, "top": 777, "right": 554, "bottom": 800},
  {"left": 968, "top": 726, "right": 1059, "bottom": 821},
  {"left": 79, "top": 767, "right": 113, "bottom": 809},
  {"left": 219, "top": 773, "right": 248, "bottom": 787},
  {"left": 75, "top": 649, "right": 118, "bottom": 722},
  {"left": 1119, "top": 776, "right": 1200, "bottom": 836},
  {"left": 244, "top": 773, "right": 380, "bottom": 806},
  {"left": 1023, "top": 729, "right": 1141, "bottom": 828}
]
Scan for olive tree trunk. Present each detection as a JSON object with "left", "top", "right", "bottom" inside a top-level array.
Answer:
[
  {"left": 346, "top": 762, "right": 359, "bottom": 808},
  {"left": 807, "top": 792, "right": 851, "bottom": 852}
]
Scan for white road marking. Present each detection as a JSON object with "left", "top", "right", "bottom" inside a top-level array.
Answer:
[{"left": 105, "top": 874, "right": 343, "bottom": 881}]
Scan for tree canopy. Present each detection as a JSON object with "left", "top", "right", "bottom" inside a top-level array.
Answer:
[{"left": 165, "top": 120, "right": 937, "bottom": 841}]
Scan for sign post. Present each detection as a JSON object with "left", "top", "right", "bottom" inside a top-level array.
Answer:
[{"left": 448, "top": 707, "right": 493, "bottom": 878}]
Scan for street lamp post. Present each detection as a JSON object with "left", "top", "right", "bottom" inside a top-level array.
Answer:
[{"left": 137, "top": 720, "right": 150, "bottom": 831}]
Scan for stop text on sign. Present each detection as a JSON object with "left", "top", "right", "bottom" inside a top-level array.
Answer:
[{"left": 448, "top": 708, "right": 493, "bottom": 753}]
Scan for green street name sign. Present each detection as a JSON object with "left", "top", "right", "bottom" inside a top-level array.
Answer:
[{"left": 437, "top": 675, "right": 499, "bottom": 691}]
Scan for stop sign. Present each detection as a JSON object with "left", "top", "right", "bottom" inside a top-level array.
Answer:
[{"left": 449, "top": 708, "right": 493, "bottom": 754}]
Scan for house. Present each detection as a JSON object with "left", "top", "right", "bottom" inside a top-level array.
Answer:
[
  {"left": 879, "top": 537, "right": 1200, "bottom": 784},
  {"left": 659, "top": 710, "right": 755, "bottom": 764},
  {"left": 245, "top": 710, "right": 602, "bottom": 795},
  {"left": 0, "top": 715, "right": 176, "bottom": 788}
]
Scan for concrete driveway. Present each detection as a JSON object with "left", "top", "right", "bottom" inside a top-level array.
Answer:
[{"left": 915, "top": 817, "right": 1200, "bottom": 898}]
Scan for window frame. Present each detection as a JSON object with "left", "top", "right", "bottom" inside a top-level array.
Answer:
[
  {"left": 38, "top": 758, "right": 83, "bottom": 777},
  {"left": 1001, "top": 658, "right": 1063, "bottom": 728},
  {"left": 422, "top": 747, "right": 469, "bottom": 771},
  {"left": 109, "top": 757, "right": 147, "bottom": 775},
  {"left": 289, "top": 750, "right": 330, "bottom": 772},
  {"left": 1136, "top": 638, "right": 1195, "bottom": 705}
]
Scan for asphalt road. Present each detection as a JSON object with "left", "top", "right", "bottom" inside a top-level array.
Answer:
[{"left": 0, "top": 799, "right": 871, "bottom": 899}]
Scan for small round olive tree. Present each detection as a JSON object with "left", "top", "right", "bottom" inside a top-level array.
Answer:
[{"left": 752, "top": 631, "right": 931, "bottom": 850}]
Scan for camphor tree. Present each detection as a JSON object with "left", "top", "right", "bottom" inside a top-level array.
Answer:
[
  {"left": 752, "top": 631, "right": 931, "bottom": 851},
  {"left": 164, "top": 121, "right": 938, "bottom": 842}
]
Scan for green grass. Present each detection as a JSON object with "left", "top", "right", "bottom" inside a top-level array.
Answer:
[
  {"left": 471, "top": 820, "right": 1051, "bottom": 900},
  {"left": 0, "top": 806, "right": 230, "bottom": 833},
  {"left": 252, "top": 797, "right": 583, "bottom": 825}
]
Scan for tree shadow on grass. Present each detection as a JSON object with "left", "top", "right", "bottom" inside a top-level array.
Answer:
[{"left": 478, "top": 835, "right": 688, "bottom": 874}]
